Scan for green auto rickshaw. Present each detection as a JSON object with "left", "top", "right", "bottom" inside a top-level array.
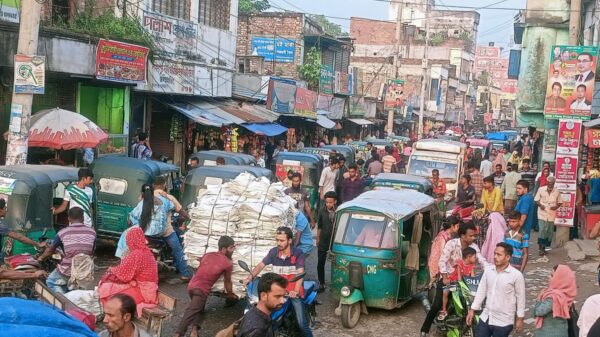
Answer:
[
  {"left": 322, "top": 145, "right": 356, "bottom": 165},
  {"left": 90, "top": 156, "right": 180, "bottom": 240},
  {"left": 191, "top": 150, "right": 256, "bottom": 166},
  {"left": 0, "top": 165, "right": 79, "bottom": 255},
  {"left": 299, "top": 147, "right": 333, "bottom": 166},
  {"left": 330, "top": 189, "right": 440, "bottom": 328},
  {"left": 181, "top": 165, "right": 273, "bottom": 208},
  {"left": 370, "top": 173, "right": 434, "bottom": 196},
  {"left": 271, "top": 152, "right": 323, "bottom": 211}
]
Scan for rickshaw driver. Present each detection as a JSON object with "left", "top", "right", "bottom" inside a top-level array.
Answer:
[
  {"left": 0, "top": 198, "right": 46, "bottom": 262},
  {"left": 353, "top": 221, "right": 395, "bottom": 249},
  {"left": 243, "top": 227, "right": 313, "bottom": 337}
]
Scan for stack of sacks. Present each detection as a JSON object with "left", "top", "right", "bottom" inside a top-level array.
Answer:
[{"left": 184, "top": 172, "right": 297, "bottom": 297}]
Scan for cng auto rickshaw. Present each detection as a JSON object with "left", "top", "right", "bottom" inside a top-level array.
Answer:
[
  {"left": 299, "top": 147, "right": 333, "bottom": 166},
  {"left": 322, "top": 145, "right": 356, "bottom": 164},
  {"left": 0, "top": 165, "right": 78, "bottom": 255},
  {"left": 370, "top": 173, "right": 433, "bottom": 196},
  {"left": 330, "top": 189, "right": 440, "bottom": 328},
  {"left": 181, "top": 165, "right": 273, "bottom": 208},
  {"left": 271, "top": 152, "right": 323, "bottom": 211},
  {"left": 90, "top": 156, "right": 180, "bottom": 240},
  {"left": 191, "top": 150, "right": 256, "bottom": 166}
]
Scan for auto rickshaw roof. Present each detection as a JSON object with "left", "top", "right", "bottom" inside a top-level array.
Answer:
[
  {"left": 372, "top": 173, "right": 433, "bottom": 187},
  {"left": 186, "top": 165, "right": 272, "bottom": 182},
  {"left": 192, "top": 150, "right": 256, "bottom": 165},
  {"left": 273, "top": 152, "right": 323, "bottom": 164},
  {"left": 91, "top": 156, "right": 179, "bottom": 176},
  {"left": 338, "top": 189, "right": 435, "bottom": 221},
  {"left": 0, "top": 165, "right": 78, "bottom": 194},
  {"left": 322, "top": 145, "right": 355, "bottom": 161}
]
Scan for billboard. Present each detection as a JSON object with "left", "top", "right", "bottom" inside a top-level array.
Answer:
[
  {"left": 384, "top": 79, "right": 405, "bottom": 109},
  {"left": 0, "top": 0, "right": 19, "bottom": 23},
  {"left": 544, "top": 45, "right": 598, "bottom": 120},
  {"left": 251, "top": 37, "right": 296, "bottom": 63},
  {"left": 96, "top": 39, "right": 148, "bottom": 84}
]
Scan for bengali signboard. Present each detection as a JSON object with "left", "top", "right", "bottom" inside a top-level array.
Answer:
[
  {"left": 544, "top": 45, "right": 598, "bottom": 120},
  {"left": 149, "top": 60, "right": 194, "bottom": 94},
  {"left": 294, "top": 87, "right": 317, "bottom": 119},
  {"left": 0, "top": 0, "right": 19, "bottom": 23},
  {"left": 384, "top": 79, "right": 405, "bottom": 109},
  {"left": 275, "top": 160, "right": 304, "bottom": 183},
  {"left": 335, "top": 72, "right": 350, "bottom": 95},
  {"left": 555, "top": 155, "right": 578, "bottom": 184},
  {"left": 13, "top": 55, "right": 45, "bottom": 94},
  {"left": 319, "top": 65, "right": 334, "bottom": 95},
  {"left": 555, "top": 191, "right": 576, "bottom": 226},
  {"left": 556, "top": 119, "right": 582, "bottom": 155},
  {"left": 142, "top": 11, "right": 199, "bottom": 61},
  {"left": 585, "top": 129, "right": 600, "bottom": 148},
  {"left": 96, "top": 39, "right": 148, "bottom": 84},
  {"left": 251, "top": 37, "right": 296, "bottom": 63}
]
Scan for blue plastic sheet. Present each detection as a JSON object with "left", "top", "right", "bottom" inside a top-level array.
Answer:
[
  {"left": 0, "top": 298, "right": 97, "bottom": 337},
  {"left": 485, "top": 132, "right": 509, "bottom": 141}
]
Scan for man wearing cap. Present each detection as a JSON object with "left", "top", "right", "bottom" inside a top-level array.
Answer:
[{"left": 534, "top": 176, "right": 562, "bottom": 255}]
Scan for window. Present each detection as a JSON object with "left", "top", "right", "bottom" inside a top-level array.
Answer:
[
  {"left": 334, "top": 212, "right": 397, "bottom": 249},
  {"left": 152, "top": 0, "right": 188, "bottom": 19},
  {"left": 98, "top": 178, "right": 128, "bottom": 196},
  {"left": 198, "top": 0, "right": 230, "bottom": 30}
]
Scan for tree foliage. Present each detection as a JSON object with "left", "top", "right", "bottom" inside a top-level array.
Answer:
[
  {"left": 239, "top": 0, "right": 270, "bottom": 14},
  {"left": 309, "top": 15, "right": 348, "bottom": 37},
  {"left": 299, "top": 47, "right": 321, "bottom": 91}
]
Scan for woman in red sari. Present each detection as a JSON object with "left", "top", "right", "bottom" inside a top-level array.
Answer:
[{"left": 98, "top": 227, "right": 158, "bottom": 316}]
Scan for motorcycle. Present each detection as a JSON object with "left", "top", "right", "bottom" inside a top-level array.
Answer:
[
  {"left": 238, "top": 260, "right": 318, "bottom": 337},
  {"left": 434, "top": 274, "right": 482, "bottom": 337}
]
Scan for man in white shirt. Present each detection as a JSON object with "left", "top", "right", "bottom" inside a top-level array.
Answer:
[
  {"left": 480, "top": 157, "right": 493, "bottom": 177},
  {"left": 319, "top": 157, "right": 339, "bottom": 200},
  {"left": 467, "top": 242, "right": 526, "bottom": 337},
  {"left": 570, "top": 84, "right": 592, "bottom": 110},
  {"left": 574, "top": 52, "right": 595, "bottom": 84}
]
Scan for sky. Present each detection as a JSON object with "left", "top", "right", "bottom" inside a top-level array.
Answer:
[{"left": 268, "top": 0, "right": 527, "bottom": 49}]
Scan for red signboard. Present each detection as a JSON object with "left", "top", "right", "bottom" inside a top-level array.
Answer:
[
  {"left": 555, "top": 191, "right": 575, "bottom": 227},
  {"left": 555, "top": 155, "right": 578, "bottom": 182},
  {"left": 275, "top": 162, "right": 304, "bottom": 183},
  {"left": 96, "top": 39, "right": 148, "bottom": 84},
  {"left": 293, "top": 87, "right": 317, "bottom": 119},
  {"left": 585, "top": 129, "right": 600, "bottom": 148},
  {"left": 556, "top": 120, "right": 582, "bottom": 154}
]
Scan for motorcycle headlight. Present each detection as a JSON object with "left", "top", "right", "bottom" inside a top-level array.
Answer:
[{"left": 340, "top": 286, "right": 352, "bottom": 297}]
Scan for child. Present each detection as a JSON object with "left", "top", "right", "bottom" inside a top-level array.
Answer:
[
  {"left": 504, "top": 210, "right": 529, "bottom": 272},
  {"left": 437, "top": 247, "right": 477, "bottom": 321}
]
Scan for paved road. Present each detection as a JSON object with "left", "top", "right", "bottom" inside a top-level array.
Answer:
[{"left": 95, "top": 232, "right": 597, "bottom": 337}]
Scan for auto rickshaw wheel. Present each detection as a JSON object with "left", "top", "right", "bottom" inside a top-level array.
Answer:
[{"left": 341, "top": 302, "right": 361, "bottom": 328}]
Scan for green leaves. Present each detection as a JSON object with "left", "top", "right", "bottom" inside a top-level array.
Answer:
[
  {"left": 239, "top": 0, "right": 270, "bottom": 14},
  {"left": 299, "top": 47, "right": 321, "bottom": 91}
]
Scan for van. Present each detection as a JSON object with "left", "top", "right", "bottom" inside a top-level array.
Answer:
[{"left": 407, "top": 139, "right": 466, "bottom": 200}]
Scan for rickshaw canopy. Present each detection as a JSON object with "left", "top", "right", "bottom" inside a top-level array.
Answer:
[
  {"left": 322, "top": 145, "right": 356, "bottom": 164},
  {"left": 370, "top": 173, "right": 433, "bottom": 195},
  {"left": 466, "top": 138, "right": 490, "bottom": 148},
  {"left": 337, "top": 189, "right": 435, "bottom": 221}
]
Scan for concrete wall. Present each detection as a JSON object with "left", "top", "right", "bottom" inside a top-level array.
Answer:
[{"left": 525, "top": 0, "right": 570, "bottom": 26}]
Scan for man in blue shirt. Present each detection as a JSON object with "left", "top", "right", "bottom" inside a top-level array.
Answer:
[
  {"left": 514, "top": 180, "right": 536, "bottom": 235},
  {"left": 294, "top": 212, "right": 313, "bottom": 255}
]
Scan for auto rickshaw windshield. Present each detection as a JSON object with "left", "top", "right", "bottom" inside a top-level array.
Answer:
[{"left": 334, "top": 212, "right": 397, "bottom": 249}]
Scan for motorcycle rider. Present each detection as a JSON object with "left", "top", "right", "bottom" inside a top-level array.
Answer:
[
  {"left": 237, "top": 273, "right": 288, "bottom": 337},
  {"left": 243, "top": 227, "right": 313, "bottom": 337}
]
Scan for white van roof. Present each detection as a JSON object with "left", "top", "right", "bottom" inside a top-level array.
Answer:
[{"left": 414, "top": 139, "right": 466, "bottom": 154}]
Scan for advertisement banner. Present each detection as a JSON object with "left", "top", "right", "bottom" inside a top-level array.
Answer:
[
  {"left": 556, "top": 119, "right": 582, "bottom": 155},
  {"left": 585, "top": 129, "right": 600, "bottom": 148},
  {"left": 142, "top": 11, "right": 199, "bottom": 60},
  {"left": 294, "top": 87, "right": 317, "bottom": 119},
  {"left": 384, "top": 79, "right": 405, "bottom": 109},
  {"left": 319, "top": 65, "right": 334, "bottom": 95},
  {"left": 349, "top": 96, "right": 366, "bottom": 116},
  {"left": 13, "top": 55, "right": 45, "bottom": 94},
  {"left": 554, "top": 191, "right": 575, "bottom": 227},
  {"left": 335, "top": 72, "right": 350, "bottom": 95},
  {"left": 0, "top": 0, "right": 19, "bottom": 23},
  {"left": 544, "top": 45, "right": 598, "bottom": 120},
  {"left": 267, "top": 78, "right": 297, "bottom": 114},
  {"left": 555, "top": 154, "right": 578, "bottom": 183},
  {"left": 275, "top": 161, "right": 304, "bottom": 183},
  {"left": 251, "top": 37, "right": 295, "bottom": 63},
  {"left": 96, "top": 39, "right": 148, "bottom": 84},
  {"left": 150, "top": 60, "right": 194, "bottom": 94}
]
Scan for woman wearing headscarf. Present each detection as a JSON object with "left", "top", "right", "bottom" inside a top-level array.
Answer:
[
  {"left": 480, "top": 212, "right": 507, "bottom": 263},
  {"left": 98, "top": 227, "right": 159, "bottom": 316},
  {"left": 492, "top": 149, "right": 508, "bottom": 171},
  {"left": 533, "top": 264, "right": 577, "bottom": 337},
  {"left": 538, "top": 167, "right": 551, "bottom": 190},
  {"left": 508, "top": 151, "right": 521, "bottom": 167}
]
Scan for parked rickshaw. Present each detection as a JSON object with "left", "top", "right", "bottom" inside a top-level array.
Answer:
[
  {"left": 300, "top": 147, "right": 334, "bottom": 166},
  {"left": 181, "top": 165, "right": 273, "bottom": 208},
  {"left": 330, "top": 189, "right": 440, "bottom": 328},
  {"left": 466, "top": 138, "right": 490, "bottom": 159},
  {"left": 90, "top": 156, "right": 180, "bottom": 240},
  {"left": 322, "top": 145, "right": 356, "bottom": 164},
  {"left": 191, "top": 150, "right": 256, "bottom": 166},
  {"left": 271, "top": 152, "right": 323, "bottom": 211},
  {"left": 348, "top": 140, "right": 392, "bottom": 158},
  {"left": 370, "top": 173, "right": 433, "bottom": 196},
  {"left": 0, "top": 165, "right": 78, "bottom": 255}
]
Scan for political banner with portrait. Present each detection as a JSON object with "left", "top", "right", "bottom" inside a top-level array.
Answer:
[{"left": 544, "top": 45, "right": 598, "bottom": 120}]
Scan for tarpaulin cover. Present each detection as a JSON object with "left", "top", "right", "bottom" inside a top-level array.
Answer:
[
  {"left": 0, "top": 297, "right": 97, "bottom": 337},
  {"left": 485, "top": 132, "right": 509, "bottom": 141},
  {"left": 337, "top": 189, "right": 434, "bottom": 221},
  {"left": 241, "top": 123, "right": 288, "bottom": 136}
]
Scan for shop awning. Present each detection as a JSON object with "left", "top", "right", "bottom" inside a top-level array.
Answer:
[
  {"left": 583, "top": 118, "right": 600, "bottom": 128},
  {"left": 317, "top": 115, "right": 336, "bottom": 129},
  {"left": 181, "top": 99, "right": 277, "bottom": 125},
  {"left": 241, "top": 123, "right": 288, "bottom": 136},
  {"left": 347, "top": 118, "right": 374, "bottom": 126},
  {"left": 167, "top": 102, "right": 232, "bottom": 127}
]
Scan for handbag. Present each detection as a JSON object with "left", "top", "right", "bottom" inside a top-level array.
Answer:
[{"left": 567, "top": 304, "right": 579, "bottom": 337}]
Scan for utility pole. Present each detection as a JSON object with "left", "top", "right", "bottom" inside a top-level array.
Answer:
[
  {"left": 6, "top": 0, "right": 42, "bottom": 165},
  {"left": 387, "top": 1, "right": 404, "bottom": 135},
  {"left": 417, "top": 4, "right": 430, "bottom": 140},
  {"left": 568, "top": 0, "right": 581, "bottom": 44}
]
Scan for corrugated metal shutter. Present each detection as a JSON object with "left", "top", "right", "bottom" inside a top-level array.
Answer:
[
  {"left": 150, "top": 106, "right": 175, "bottom": 160},
  {"left": 508, "top": 50, "right": 521, "bottom": 79},
  {"left": 334, "top": 49, "right": 343, "bottom": 73},
  {"left": 322, "top": 49, "right": 335, "bottom": 69},
  {"left": 341, "top": 49, "right": 350, "bottom": 74}
]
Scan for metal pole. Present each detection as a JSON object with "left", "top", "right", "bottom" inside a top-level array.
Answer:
[
  {"left": 6, "top": 0, "right": 41, "bottom": 165},
  {"left": 387, "top": 1, "right": 404, "bottom": 135},
  {"left": 417, "top": 5, "right": 430, "bottom": 140}
]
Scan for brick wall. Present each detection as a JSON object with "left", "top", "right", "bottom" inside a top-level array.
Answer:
[
  {"left": 41, "top": 0, "right": 117, "bottom": 23},
  {"left": 237, "top": 13, "right": 304, "bottom": 78}
]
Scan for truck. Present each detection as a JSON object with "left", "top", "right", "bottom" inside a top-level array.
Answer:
[{"left": 406, "top": 139, "right": 466, "bottom": 200}]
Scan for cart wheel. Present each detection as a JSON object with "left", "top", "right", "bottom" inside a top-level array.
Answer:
[{"left": 341, "top": 302, "right": 361, "bottom": 328}]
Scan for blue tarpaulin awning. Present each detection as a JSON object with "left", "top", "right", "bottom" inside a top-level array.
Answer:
[{"left": 241, "top": 123, "right": 288, "bottom": 136}]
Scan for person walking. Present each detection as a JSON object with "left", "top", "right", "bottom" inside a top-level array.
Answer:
[
  {"left": 533, "top": 264, "right": 577, "bottom": 337},
  {"left": 52, "top": 168, "right": 95, "bottom": 227},
  {"left": 504, "top": 211, "right": 529, "bottom": 272},
  {"left": 534, "top": 177, "right": 562, "bottom": 255},
  {"left": 481, "top": 212, "right": 508, "bottom": 263},
  {"left": 340, "top": 164, "right": 364, "bottom": 203},
  {"left": 501, "top": 163, "right": 521, "bottom": 213},
  {"left": 480, "top": 156, "right": 493, "bottom": 177},
  {"left": 366, "top": 153, "right": 383, "bottom": 176},
  {"left": 316, "top": 191, "right": 337, "bottom": 292},
  {"left": 131, "top": 132, "right": 152, "bottom": 160},
  {"left": 514, "top": 180, "right": 536, "bottom": 236},
  {"left": 492, "top": 164, "right": 506, "bottom": 188},
  {"left": 520, "top": 158, "right": 537, "bottom": 189},
  {"left": 319, "top": 157, "right": 339, "bottom": 201},
  {"left": 469, "top": 164, "right": 484, "bottom": 201},
  {"left": 381, "top": 146, "right": 398, "bottom": 173},
  {"left": 285, "top": 173, "right": 316, "bottom": 228},
  {"left": 467, "top": 242, "right": 526, "bottom": 337}
]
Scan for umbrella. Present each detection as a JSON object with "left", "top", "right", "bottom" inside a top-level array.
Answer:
[{"left": 29, "top": 108, "right": 108, "bottom": 150}]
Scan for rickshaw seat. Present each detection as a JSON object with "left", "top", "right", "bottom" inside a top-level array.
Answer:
[{"left": 303, "top": 280, "right": 316, "bottom": 295}]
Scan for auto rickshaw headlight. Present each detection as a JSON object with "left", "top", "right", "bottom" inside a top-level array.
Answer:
[{"left": 341, "top": 286, "right": 352, "bottom": 297}]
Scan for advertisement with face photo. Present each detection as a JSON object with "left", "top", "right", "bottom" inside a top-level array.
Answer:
[{"left": 544, "top": 45, "right": 598, "bottom": 120}]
